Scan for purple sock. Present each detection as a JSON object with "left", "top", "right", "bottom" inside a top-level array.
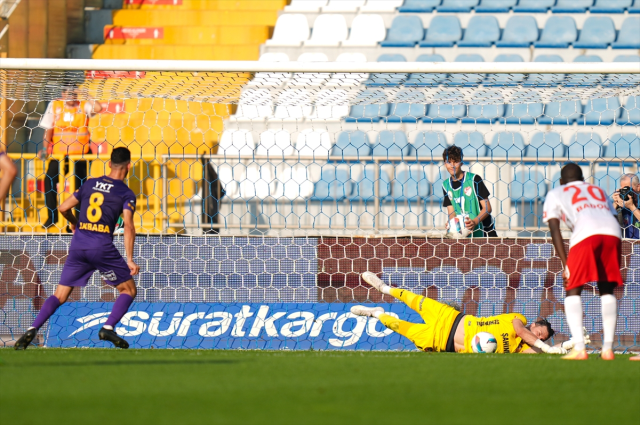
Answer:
[
  {"left": 31, "top": 296, "right": 61, "bottom": 330},
  {"left": 104, "top": 294, "right": 134, "bottom": 328}
]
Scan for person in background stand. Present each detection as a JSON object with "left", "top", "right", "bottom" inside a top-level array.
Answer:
[
  {"left": 39, "top": 85, "right": 102, "bottom": 229},
  {"left": 612, "top": 173, "right": 640, "bottom": 239}
]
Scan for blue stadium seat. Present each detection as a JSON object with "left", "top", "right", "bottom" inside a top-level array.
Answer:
[
  {"left": 510, "top": 170, "right": 548, "bottom": 201},
  {"left": 476, "top": 0, "right": 516, "bottom": 13},
  {"left": 332, "top": 131, "right": 372, "bottom": 159},
  {"left": 448, "top": 54, "right": 484, "bottom": 86},
  {"left": 350, "top": 166, "right": 391, "bottom": 201},
  {"left": 501, "top": 101, "right": 544, "bottom": 124},
  {"left": 603, "top": 134, "right": 640, "bottom": 159},
  {"left": 566, "top": 55, "right": 603, "bottom": 87},
  {"left": 381, "top": 15, "right": 424, "bottom": 47},
  {"left": 420, "top": 16, "right": 462, "bottom": 47},
  {"left": 345, "top": 104, "right": 389, "bottom": 123},
  {"left": 553, "top": 0, "right": 593, "bottom": 13},
  {"left": 603, "top": 55, "right": 640, "bottom": 87},
  {"left": 567, "top": 133, "right": 603, "bottom": 160},
  {"left": 424, "top": 103, "right": 466, "bottom": 123},
  {"left": 489, "top": 132, "right": 526, "bottom": 160},
  {"left": 311, "top": 166, "right": 353, "bottom": 201},
  {"left": 463, "top": 93, "right": 505, "bottom": 124},
  {"left": 496, "top": 16, "right": 539, "bottom": 48},
  {"left": 574, "top": 17, "right": 616, "bottom": 49},
  {"left": 613, "top": 17, "right": 640, "bottom": 49},
  {"left": 591, "top": 0, "right": 633, "bottom": 13},
  {"left": 525, "top": 132, "right": 566, "bottom": 160},
  {"left": 524, "top": 55, "right": 565, "bottom": 87},
  {"left": 485, "top": 54, "right": 525, "bottom": 86},
  {"left": 631, "top": 0, "right": 640, "bottom": 13},
  {"left": 619, "top": 96, "right": 640, "bottom": 125},
  {"left": 411, "top": 131, "right": 448, "bottom": 161},
  {"left": 386, "top": 103, "right": 427, "bottom": 123},
  {"left": 581, "top": 97, "right": 621, "bottom": 126},
  {"left": 514, "top": 0, "right": 555, "bottom": 13},
  {"left": 453, "top": 131, "right": 487, "bottom": 159},
  {"left": 372, "top": 130, "right": 411, "bottom": 159},
  {"left": 366, "top": 54, "right": 407, "bottom": 86},
  {"left": 405, "top": 54, "right": 446, "bottom": 86},
  {"left": 535, "top": 16, "right": 577, "bottom": 48},
  {"left": 538, "top": 100, "right": 582, "bottom": 125},
  {"left": 437, "top": 0, "right": 478, "bottom": 12},
  {"left": 594, "top": 169, "right": 621, "bottom": 195},
  {"left": 430, "top": 170, "right": 451, "bottom": 202},
  {"left": 391, "top": 168, "right": 431, "bottom": 201},
  {"left": 399, "top": 0, "right": 441, "bottom": 12},
  {"left": 458, "top": 16, "right": 500, "bottom": 47}
]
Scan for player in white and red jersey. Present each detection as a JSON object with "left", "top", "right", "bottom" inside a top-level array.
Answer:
[{"left": 543, "top": 163, "right": 622, "bottom": 361}]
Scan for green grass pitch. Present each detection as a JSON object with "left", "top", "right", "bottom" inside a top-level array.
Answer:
[{"left": 1, "top": 349, "right": 638, "bottom": 425}]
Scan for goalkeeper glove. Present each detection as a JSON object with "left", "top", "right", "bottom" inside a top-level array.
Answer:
[
  {"left": 534, "top": 339, "right": 568, "bottom": 354},
  {"left": 561, "top": 328, "right": 591, "bottom": 350}
]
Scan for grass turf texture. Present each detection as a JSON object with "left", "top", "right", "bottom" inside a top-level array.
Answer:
[{"left": 1, "top": 349, "right": 638, "bottom": 425}]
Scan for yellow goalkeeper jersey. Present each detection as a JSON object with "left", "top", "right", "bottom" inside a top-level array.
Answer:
[{"left": 462, "top": 313, "right": 528, "bottom": 354}]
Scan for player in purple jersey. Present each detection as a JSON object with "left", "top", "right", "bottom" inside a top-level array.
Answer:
[{"left": 15, "top": 147, "right": 140, "bottom": 350}]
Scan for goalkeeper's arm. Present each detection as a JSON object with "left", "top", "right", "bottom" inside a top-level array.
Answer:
[{"left": 513, "top": 319, "right": 567, "bottom": 354}]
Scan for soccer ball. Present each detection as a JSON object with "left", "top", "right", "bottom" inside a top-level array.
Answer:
[
  {"left": 447, "top": 214, "right": 472, "bottom": 239},
  {"left": 472, "top": 332, "right": 498, "bottom": 353}
]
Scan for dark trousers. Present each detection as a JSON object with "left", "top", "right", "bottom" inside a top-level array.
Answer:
[{"left": 44, "top": 157, "right": 89, "bottom": 226}]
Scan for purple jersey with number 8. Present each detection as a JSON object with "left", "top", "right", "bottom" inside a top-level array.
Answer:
[{"left": 70, "top": 176, "right": 136, "bottom": 251}]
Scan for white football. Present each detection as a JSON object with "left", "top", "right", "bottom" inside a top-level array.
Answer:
[
  {"left": 472, "top": 332, "right": 498, "bottom": 353},
  {"left": 448, "top": 215, "right": 472, "bottom": 239}
]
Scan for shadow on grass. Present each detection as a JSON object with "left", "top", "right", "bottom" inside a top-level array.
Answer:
[{"left": 1, "top": 359, "right": 239, "bottom": 368}]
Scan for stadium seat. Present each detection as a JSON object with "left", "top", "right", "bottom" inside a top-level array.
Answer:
[
  {"left": 233, "top": 89, "right": 274, "bottom": 119},
  {"left": 424, "top": 93, "right": 466, "bottom": 123},
  {"left": 372, "top": 130, "right": 411, "bottom": 159},
  {"left": 501, "top": 101, "right": 544, "bottom": 125},
  {"left": 524, "top": 55, "right": 564, "bottom": 88},
  {"left": 411, "top": 131, "right": 448, "bottom": 161},
  {"left": 490, "top": 132, "right": 526, "bottom": 160},
  {"left": 448, "top": 54, "right": 484, "bottom": 86},
  {"left": 581, "top": 97, "right": 621, "bottom": 126},
  {"left": 345, "top": 104, "right": 389, "bottom": 123},
  {"left": 256, "top": 130, "right": 294, "bottom": 157},
  {"left": 419, "top": 15, "right": 462, "bottom": 48},
  {"left": 603, "top": 134, "right": 640, "bottom": 159},
  {"left": 273, "top": 90, "right": 314, "bottom": 120},
  {"left": 241, "top": 164, "right": 276, "bottom": 200},
  {"left": 535, "top": 17, "right": 577, "bottom": 48},
  {"left": 322, "top": 0, "right": 365, "bottom": 12},
  {"left": 285, "top": 0, "right": 327, "bottom": 12},
  {"left": 305, "top": 14, "right": 348, "bottom": 46},
  {"left": 405, "top": 54, "right": 446, "bottom": 87},
  {"left": 360, "top": 0, "right": 404, "bottom": 12},
  {"left": 619, "top": 96, "right": 640, "bottom": 125},
  {"left": 289, "top": 53, "right": 330, "bottom": 87},
  {"left": 538, "top": 100, "right": 582, "bottom": 125},
  {"left": 496, "top": 16, "right": 539, "bottom": 48},
  {"left": 266, "top": 14, "right": 310, "bottom": 47},
  {"left": 350, "top": 166, "right": 391, "bottom": 201},
  {"left": 311, "top": 166, "right": 353, "bottom": 201},
  {"left": 593, "top": 169, "right": 621, "bottom": 195},
  {"left": 457, "top": 16, "right": 500, "bottom": 47},
  {"left": 386, "top": 102, "right": 427, "bottom": 123},
  {"left": 565, "top": 55, "right": 603, "bottom": 87},
  {"left": 295, "top": 129, "right": 332, "bottom": 157},
  {"left": 391, "top": 168, "right": 431, "bottom": 201},
  {"left": 476, "top": 0, "right": 516, "bottom": 13},
  {"left": 399, "top": 0, "right": 441, "bottom": 13},
  {"left": 366, "top": 54, "right": 408, "bottom": 87},
  {"left": 463, "top": 97, "right": 505, "bottom": 124},
  {"left": 591, "top": 0, "right": 633, "bottom": 13},
  {"left": 514, "top": 0, "right": 555, "bottom": 13},
  {"left": 485, "top": 54, "right": 525, "bottom": 86},
  {"left": 438, "top": 0, "right": 478, "bottom": 13},
  {"left": 453, "top": 131, "right": 487, "bottom": 160},
  {"left": 430, "top": 170, "right": 450, "bottom": 202},
  {"left": 342, "top": 14, "right": 386, "bottom": 47},
  {"left": 332, "top": 131, "right": 372, "bottom": 159},
  {"left": 567, "top": 133, "right": 603, "bottom": 160},
  {"left": 613, "top": 17, "right": 640, "bottom": 49},
  {"left": 276, "top": 165, "right": 315, "bottom": 200},
  {"left": 631, "top": 0, "right": 640, "bottom": 13},
  {"left": 552, "top": 0, "right": 593, "bottom": 13},
  {"left": 525, "top": 132, "right": 567, "bottom": 160},
  {"left": 381, "top": 15, "right": 424, "bottom": 47},
  {"left": 510, "top": 170, "right": 548, "bottom": 236},
  {"left": 219, "top": 129, "right": 255, "bottom": 157},
  {"left": 603, "top": 55, "right": 640, "bottom": 87},
  {"left": 574, "top": 17, "right": 616, "bottom": 49}
]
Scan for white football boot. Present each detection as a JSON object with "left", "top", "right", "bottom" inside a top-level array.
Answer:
[
  {"left": 361, "top": 272, "right": 388, "bottom": 293},
  {"left": 350, "top": 305, "right": 385, "bottom": 317}
]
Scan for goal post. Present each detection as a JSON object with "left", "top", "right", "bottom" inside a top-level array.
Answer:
[{"left": 0, "top": 59, "right": 638, "bottom": 351}]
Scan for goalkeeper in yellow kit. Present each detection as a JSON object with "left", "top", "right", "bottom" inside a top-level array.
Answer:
[{"left": 352, "top": 272, "right": 582, "bottom": 354}]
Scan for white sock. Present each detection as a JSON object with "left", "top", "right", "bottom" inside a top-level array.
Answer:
[
  {"left": 103, "top": 325, "right": 113, "bottom": 331},
  {"left": 565, "top": 295, "right": 585, "bottom": 351},
  {"left": 601, "top": 294, "right": 617, "bottom": 351},
  {"left": 372, "top": 310, "right": 383, "bottom": 319},
  {"left": 381, "top": 285, "right": 391, "bottom": 295}
]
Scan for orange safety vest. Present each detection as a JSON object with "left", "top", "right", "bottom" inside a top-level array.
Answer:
[{"left": 50, "top": 100, "right": 91, "bottom": 155}]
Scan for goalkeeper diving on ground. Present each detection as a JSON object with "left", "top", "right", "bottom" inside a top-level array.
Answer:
[{"left": 351, "top": 272, "right": 587, "bottom": 354}]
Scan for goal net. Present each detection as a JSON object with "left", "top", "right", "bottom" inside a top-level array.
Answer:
[{"left": 0, "top": 59, "right": 638, "bottom": 351}]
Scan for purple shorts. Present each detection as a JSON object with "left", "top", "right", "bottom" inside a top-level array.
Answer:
[{"left": 59, "top": 246, "right": 133, "bottom": 287}]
